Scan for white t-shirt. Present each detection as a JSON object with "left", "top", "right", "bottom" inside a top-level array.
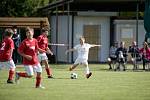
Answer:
[{"left": 74, "top": 43, "right": 92, "bottom": 60}]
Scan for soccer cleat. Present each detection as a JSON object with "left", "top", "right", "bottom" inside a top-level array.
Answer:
[
  {"left": 69, "top": 67, "right": 73, "bottom": 71},
  {"left": 36, "top": 85, "right": 45, "bottom": 89},
  {"left": 7, "top": 79, "right": 14, "bottom": 84},
  {"left": 86, "top": 72, "right": 92, "bottom": 79},
  {"left": 48, "top": 75, "right": 53, "bottom": 78},
  {"left": 109, "top": 67, "right": 112, "bottom": 70},
  {"left": 15, "top": 72, "right": 20, "bottom": 84}
]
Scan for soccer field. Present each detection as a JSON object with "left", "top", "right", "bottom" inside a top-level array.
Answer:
[{"left": 0, "top": 64, "right": 150, "bottom": 100}]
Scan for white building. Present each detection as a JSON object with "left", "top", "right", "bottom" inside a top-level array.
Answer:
[{"left": 41, "top": 0, "right": 145, "bottom": 63}]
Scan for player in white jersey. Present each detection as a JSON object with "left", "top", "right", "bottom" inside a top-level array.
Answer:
[{"left": 65, "top": 36, "right": 101, "bottom": 78}]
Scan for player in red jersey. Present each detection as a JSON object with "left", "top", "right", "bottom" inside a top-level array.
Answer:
[
  {"left": 37, "top": 28, "right": 53, "bottom": 78},
  {"left": 0, "top": 28, "right": 16, "bottom": 84},
  {"left": 15, "top": 27, "right": 45, "bottom": 88}
]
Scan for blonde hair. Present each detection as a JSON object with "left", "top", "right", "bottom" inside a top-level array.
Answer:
[
  {"left": 25, "top": 26, "right": 33, "bottom": 32},
  {"left": 143, "top": 42, "right": 149, "bottom": 50},
  {"left": 79, "top": 36, "right": 85, "bottom": 40},
  {"left": 5, "top": 28, "right": 14, "bottom": 36}
]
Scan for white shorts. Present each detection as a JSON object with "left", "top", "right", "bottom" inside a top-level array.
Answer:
[
  {"left": 38, "top": 53, "right": 48, "bottom": 62},
  {"left": 74, "top": 58, "right": 88, "bottom": 65},
  {"left": 0, "top": 60, "right": 16, "bottom": 70},
  {"left": 24, "top": 63, "right": 42, "bottom": 76}
]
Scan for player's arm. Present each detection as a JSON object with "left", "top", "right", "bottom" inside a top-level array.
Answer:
[
  {"left": 12, "top": 34, "right": 20, "bottom": 40},
  {"left": 46, "top": 47, "right": 53, "bottom": 55},
  {"left": 35, "top": 39, "right": 46, "bottom": 53},
  {"left": 38, "top": 48, "right": 46, "bottom": 53},
  {"left": 65, "top": 48, "right": 76, "bottom": 55},
  {"left": 90, "top": 44, "right": 102, "bottom": 48},
  {"left": 18, "top": 49, "right": 32, "bottom": 61},
  {"left": 9, "top": 40, "right": 14, "bottom": 60},
  {"left": 9, "top": 48, "right": 13, "bottom": 60},
  {"left": 17, "top": 42, "right": 32, "bottom": 61}
]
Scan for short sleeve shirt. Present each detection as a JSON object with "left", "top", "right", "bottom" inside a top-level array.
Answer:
[
  {"left": 74, "top": 43, "right": 92, "bottom": 60},
  {"left": 0, "top": 37, "right": 14, "bottom": 61},
  {"left": 37, "top": 34, "right": 48, "bottom": 52},
  {"left": 18, "top": 38, "right": 39, "bottom": 65}
]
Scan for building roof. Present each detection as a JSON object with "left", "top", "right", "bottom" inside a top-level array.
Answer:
[
  {"left": 0, "top": 17, "right": 50, "bottom": 28},
  {"left": 40, "top": 0, "right": 145, "bottom": 12}
]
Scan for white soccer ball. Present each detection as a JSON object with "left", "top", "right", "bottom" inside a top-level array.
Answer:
[{"left": 71, "top": 73, "right": 78, "bottom": 79}]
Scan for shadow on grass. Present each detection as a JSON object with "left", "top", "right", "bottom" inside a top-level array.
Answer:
[{"left": 43, "top": 77, "right": 70, "bottom": 80}]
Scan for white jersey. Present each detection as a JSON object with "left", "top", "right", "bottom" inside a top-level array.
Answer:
[{"left": 74, "top": 43, "right": 92, "bottom": 60}]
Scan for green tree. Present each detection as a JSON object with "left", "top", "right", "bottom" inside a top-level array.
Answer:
[{"left": 0, "top": 0, "right": 53, "bottom": 17}]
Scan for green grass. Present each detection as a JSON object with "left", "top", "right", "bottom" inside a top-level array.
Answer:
[{"left": 0, "top": 64, "right": 150, "bottom": 100}]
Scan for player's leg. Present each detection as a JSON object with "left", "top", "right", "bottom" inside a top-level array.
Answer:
[
  {"left": 142, "top": 58, "right": 146, "bottom": 70},
  {"left": 5, "top": 60, "right": 16, "bottom": 84},
  {"left": 42, "top": 60, "right": 53, "bottom": 78},
  {"left": 69, "top": 58, "right": 80, "bottom": 71},
  {"left": 12, "top": 49, "right": 17, "bottom": 64},
  {"left": 107, "top": 57, "right": 112, "bottom": 69},
  {"left": 34, "top": 63, "right": 44, "bottom": 88},
  {"left": 83, "top": 60, "right": 92, "bottom": 79},
  {"left": 15, "top": 65, "right": 33, "bottom": 83},
  {"left": 69, "top": 64, "right": 79, "bottom": 71},
  {"left": 38, "top": 53, "right": 53, "bottom": 78}
]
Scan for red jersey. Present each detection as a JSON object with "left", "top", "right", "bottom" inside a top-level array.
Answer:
[
  {"left": 18, "top": 38, "right": 39, "bottom": 65},
  {"left": 139, "top": 48, "right": 150, "bottom": 60},
  {"left": 0, "top": 37, "right": 14, "bottom": 61},
  {"left": 37, "top": 34, "right": 48, "bottom": 52}
]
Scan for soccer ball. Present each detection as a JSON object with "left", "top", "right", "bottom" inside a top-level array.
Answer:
[{"left": 70, "top": 73, "right": 78, "bottom": 79}]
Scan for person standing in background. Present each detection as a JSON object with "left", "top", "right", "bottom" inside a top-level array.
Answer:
[{"left": 12, "top": 26, "right": 21, "bottom": 64}]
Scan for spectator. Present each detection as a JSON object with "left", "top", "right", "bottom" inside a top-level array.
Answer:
[
  {"left": 115, "top": 41, "right": 128, "bottom": 71},
  {"left": 12, "top": 26, "right": 21, "bottom": 64},
  {"left": 139, "top": 42, "right": 150, "bottom": 70},
  {"left": 128, "top": 41, "right": 141, "bottom": 70},
  {"left": 107, "top": 42, "right": 118, "bottom": 70}
]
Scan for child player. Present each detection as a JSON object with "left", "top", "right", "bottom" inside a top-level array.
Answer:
[
  {"left": 0, "top": 28, "right": 16, "bottom": 84},
  {"left": 66, "top": 36, "right": 101, "bottom": 78},
  {"left": 37, "top": 27, "right": 53, "bottom": 78},
  {"left": 15, "top": 27, "right": 45, "bottom": 88}
]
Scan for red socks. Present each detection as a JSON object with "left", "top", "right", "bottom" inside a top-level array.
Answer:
[
  {"left": 8, "top": 70, "right": 14, "bottom": 80},
  {"left": 18, "top": 72, "right": 28, "bottom": 77},
  {"left": 36, "top": 76, "right": 41, "bottom": 87},
  {"left": 45, "top": 68, "right": 52, "bottom": 76}
]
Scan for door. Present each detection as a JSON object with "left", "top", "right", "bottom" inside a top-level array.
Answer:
[
  {"left": 83, "top": 25, "right": 100, "bottom": 62},
  {"left": 120, "top": 28, "right": 135, "bottom": 61}
]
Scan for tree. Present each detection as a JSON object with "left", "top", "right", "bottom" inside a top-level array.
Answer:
[{"left": 0, "top": 0, "right": 53, "bottom": 17}]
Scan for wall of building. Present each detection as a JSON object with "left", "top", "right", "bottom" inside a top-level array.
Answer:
[
  {"left": 73, "top": 16, "right": 110, "bottom": 62},
  {"left": 49, "top": 15, "right": 147, "bottom": 63},
  {"left": 50, "top": 15, "right": 110, "bottom": 63},
  {"left": 113, "top": 20, "right": 145, "bottom": 62},
  {"left": 114, "top": 20, "right": 145, "bottom": 48},
  {"left": 51, "top": 16, "right": 72, "bottom": 63}
]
